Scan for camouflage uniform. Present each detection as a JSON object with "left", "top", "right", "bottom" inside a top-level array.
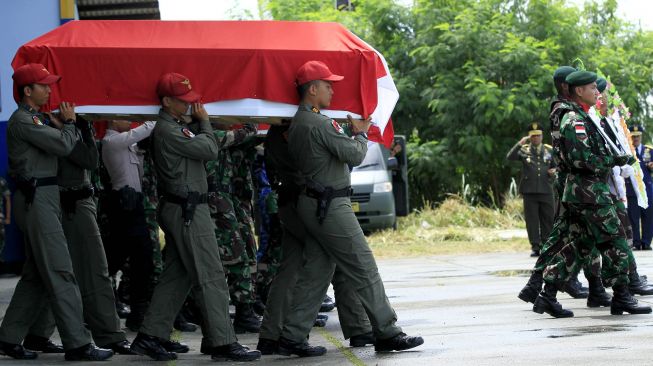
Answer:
[
  {"left": 206, "top": 124, "right": 257, "bottom": 304},
  {"left": 0, "top": 178, "right": 11, "bottom": 259},
  {"left": 543, "top": 103, "right": 630, "bottom": 287},
  {"left": 139, "top": 139, "right": 163, "bottom": 280},
  {"left": 229, "top": 140, "right": 260, "bottom": 304}
]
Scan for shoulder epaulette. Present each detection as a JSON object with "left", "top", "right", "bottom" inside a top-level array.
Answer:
[{"left": 544, "top": 144, "right": 552, "bottom": 149}]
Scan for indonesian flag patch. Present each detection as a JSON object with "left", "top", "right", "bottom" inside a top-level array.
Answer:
[
  {"left": 32, "top": 115, "right": 43, "bottom": 125},
  {"left": 181, "top": 127, "right": 195, "bottom": 138},
  {"left": 574, "top": 121, "right": 587, "bottom": 140},
  {"left": 332, "top": 120, "right": 344, "bottom": 134}
]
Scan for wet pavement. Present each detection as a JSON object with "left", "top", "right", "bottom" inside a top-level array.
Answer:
[{"left": 0, "top": 251, "right": 652, "bottom": 365}]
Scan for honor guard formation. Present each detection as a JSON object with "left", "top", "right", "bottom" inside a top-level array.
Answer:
[{"left": 0, "top": 61, "right": 423, "bottom": 362}]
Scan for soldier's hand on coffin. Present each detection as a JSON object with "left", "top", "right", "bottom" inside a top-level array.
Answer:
[
  {"left": 60, "top": 101, "right": 76, "bottom": 122},
  {"left": 348, "top": 114, "right": 371, "bottom": 134},
  {"left": 191, "top": 103, "right": 209, "bottom": 122},
  {"left": 44, "top": 112, "right": 63, "bottom": 129}
]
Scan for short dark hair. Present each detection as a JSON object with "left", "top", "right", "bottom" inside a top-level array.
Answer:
[
  {"left": 17, "top": 84, "right": 33, "bottom": 100},
  {"left": 296, "top": 80, "right": 320, "bottom": 100},
  {"left": 569, "top": 84, "right": 580, "bottom": 98},
  {"left": 554, "top": 80, "right": 565, "bottom": 96}
]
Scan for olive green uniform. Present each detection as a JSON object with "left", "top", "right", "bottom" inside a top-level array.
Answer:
[
  {"left": 28, "top": 121, "right": 126, "bottom": 346},
  {"left": 0, "top": 104, "right": 91, "bottom": 350},
  {"left": 280, "top": 104, "right": 401, "bottom": 342},
  {"left": 260, "top": 124, "right": 371, "bottom": 341},
  {"left": 139, "top": 110, "right": 236, "bottom": 348},
  {"left": 507, "top": 142, "right": 555, "bottom": 251}
]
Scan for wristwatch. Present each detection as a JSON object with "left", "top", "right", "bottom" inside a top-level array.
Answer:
[
  {"left": 353, "top": 131, "right": 368, "bottom": 139},
  {"left": 64, "top": 118, "right": 76, "bottom": 124}
]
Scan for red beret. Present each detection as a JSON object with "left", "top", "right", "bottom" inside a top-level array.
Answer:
[
  {"left": 296, "top": 61, "right": 344, "bottom": 86},
  {"left": 156, "top": 72, "right": 201, "bottom": 103},
  {"left": 13, "top": 63, "right": 61, "bottom": 87}
]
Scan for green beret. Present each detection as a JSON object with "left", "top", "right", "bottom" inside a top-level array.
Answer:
[
  {"left": 553, "top": 66, "right": 576, "bottom": 82},
  {"left": 596, "top": 77, "right": 607, "bottom": 93},
  {"left": 565, "top": 70, "right": 597, "bottom": 87}
]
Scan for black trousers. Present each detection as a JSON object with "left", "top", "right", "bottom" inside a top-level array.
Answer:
[{"left": 103, "top": 190, "right": 154, "bottom": 306}]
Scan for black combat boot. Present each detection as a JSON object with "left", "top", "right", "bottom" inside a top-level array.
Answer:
[
  {"left": 375, "top": 332, "right": 424, "bottom": 352},
  {"left": 233, "top": 303, "right": 261, "bottom": 334},
  {"left": 586, "top": 276, "right": 612, "bottom": 307},
  {"left": 518, "top": 270, "right": 543, "bottom": 303},
  {"left": 319, "top": 295, "right": 336, "bottom": 312},
  {"left": 610, "top": 284, "right": 653, "bottom": 315},
  {"left": 533, "top": 283, "right": 574, "bottom": 318},
  {"left": 256, "top": 338, "right": 278, "bottom": 355},
  {"left": 350, "top": 332, "right": 376, "bottom": 347},
  {"left": 211, "top": 342, "right": 261, "bottom": 361},
  {"left": 628, "top": 270, "right": 653, "bottom": 296},
  {"left": 278, "top": 337, "right": 327, "bottom": 357},
  {"left": 173, "top": 312, "right": 198, "bottom": 332},
  {"left": 64, "top": 344, "right": 114, "bottom": 361},
  {"left": 314, "top": 314, "right": 328, "bottom": 327},
  {"left": 562, "top": 273, "right": 589, "bottom": 299},
  {"left": 0, "top": 341, "right": 37, "bottom": 359},
  {"left": 22, "top": 335, "right": 64, "bottom": 353},
  {"left": 130, "top": 333, "right": 177, "bottom": 361}
]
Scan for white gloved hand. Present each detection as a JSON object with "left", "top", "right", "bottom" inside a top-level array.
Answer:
[{"left": 620, "top": 164, "right": 635, "bottom": 178}]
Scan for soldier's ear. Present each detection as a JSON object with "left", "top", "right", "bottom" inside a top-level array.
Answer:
[
  {"left": 23, "top": 85, "right": 32, "bottom": 97},
  {"left": 162, "top": 96, "right": 171, "bottom": 108}
]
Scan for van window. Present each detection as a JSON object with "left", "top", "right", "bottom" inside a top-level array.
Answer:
[{"left": 353, "top": 143, "right": 386, "bottom": 171}]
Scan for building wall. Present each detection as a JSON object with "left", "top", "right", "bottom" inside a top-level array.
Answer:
[{"left": 0, "top": 1, "right": 62, "bottom": 262}]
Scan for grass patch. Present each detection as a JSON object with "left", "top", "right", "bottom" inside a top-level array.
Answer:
[{"left": 368, "top": 196, "right": 530, "bottom": 258}]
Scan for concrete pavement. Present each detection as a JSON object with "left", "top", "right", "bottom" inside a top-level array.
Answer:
[{"left": 0, "top": 251, "right": 652, "bottom": 365}]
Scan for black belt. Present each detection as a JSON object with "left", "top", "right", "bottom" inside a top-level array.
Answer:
[
  {"left": 304, "top": 186, "right": 352, "bottom": 200},
  {"left": 16, "top": 176, "right": 58, "bottom": 206},
  {"left": 163, "top": 191, "right": 208, "bottom": 227},
  {"left": 163, "top": 192, "right": 208, "bottom": 205},
  {"left": 60, "top": 186, "right": 94, "bottom": 214}
]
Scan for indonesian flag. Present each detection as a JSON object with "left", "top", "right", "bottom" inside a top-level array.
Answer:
[{"left": 12, "top": 20, "right": 398, "bottom": 147}]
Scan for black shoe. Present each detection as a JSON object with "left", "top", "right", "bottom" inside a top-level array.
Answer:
[
  {"left": 374, "top": 332, "right": 424, "bottom": 352},
  {"left": 23, "top": 334, "right": 64, "bottom": 353},
  {"left": 530, "top": 250, "right": 540, "bottom": 257},
  {"left": 162, "top": 339, "right": 189, "bottom": 353},
  {"left": 256, "top": 338, "right": 278, "bottom": 355},
  {"left": 629, "top": 273, "right": 653, "bottom": 295},
  {"left": 115, "top": 301, "right": 130, "bottom": 319},
  {"left": 174, "top": 313, "right": 198, "bottom": 332},
  {"left": 64, "top": 344, "right": 114, "bottom": 361},
  {"left": 587, "top": 277, "right": 611, "bottom": 308},
  {"left": 314, "top": 314, "right": 328, "bottom": 327},
  {"left": 320, "top": 295, "right": 336, "bottom": 312},
  {"left": 611, "top": 285, "right": 653, "bottom": 315},
  {"left": 563, "top": 276, "right": 589, "bottom": 299},
  {"left": 532, "top": 284, "right": 574, "bottom": 318},
  {"left": 130, "top": 333, "right": 177, "bottom": 361},
  {"left": 278, "top": 337, "right": 326, "bottom": 357},
  {"left": 350, "top": 332, "right": 376, "bottom": 347},
  {"left": 101, "top": 340, "right": 137, "bottom": 355},
  {"left": 211, "top": 342, "right": 261, "bottom": 361},
  {"left": 234, "top": 303, "right": 261, "bottom": 334},
  {"left": 0, "top": 341, "right": 37, "bottom": 359},
  {"left": 518, "top": 271, "right": 543, "bottom": 304},
  {"left": 643, "top": 246, "right": 652, "bottom": 251}
]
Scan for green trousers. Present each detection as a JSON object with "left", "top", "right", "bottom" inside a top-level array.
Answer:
[
  {"left": 544, "top": 203, "right": 630, "bottom": 287},
  {"left": 28, "top": 197, "right": 126, "bottom": 346},
  {"left": 140, "top": 201, "right": 236, "bottom": 348},
  {"left": 0, "top": 188, "right": 91, "bottom": 350},
  {"left": 259, "top": 203, "right": 371, "bottom": 341},
  {"left": 280, "top": 196, "right": 401, "bottom": 343}
]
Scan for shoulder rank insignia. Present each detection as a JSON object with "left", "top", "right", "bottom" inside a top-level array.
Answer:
[
  {"left": 311, "top": 107, "right": 320, "bottom": 114},
  {"left": 32, "top": 115, "right": 43, "bottom": 126},
  {"left": 181, "top": 127, "right": 195, "bottom": 138},
  {"left": 331, "top": 120, "right": 344, "bottom": 134}
]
